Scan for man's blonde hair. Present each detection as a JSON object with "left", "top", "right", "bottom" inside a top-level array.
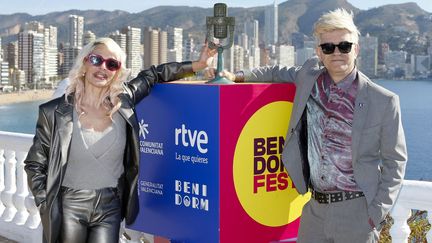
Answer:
[{"left": 313, "top": 8, "right": 360, "bottom": 44}]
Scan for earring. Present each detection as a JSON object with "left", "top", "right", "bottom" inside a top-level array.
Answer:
[{"left": 82, "top": 73, "right": 86, "bottom": 77}]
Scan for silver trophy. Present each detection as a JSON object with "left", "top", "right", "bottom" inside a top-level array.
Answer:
[{"left": 206, "top": 3, "right": 235, "bottom": 84}]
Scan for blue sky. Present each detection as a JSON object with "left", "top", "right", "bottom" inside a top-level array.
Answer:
[{"left": 0, "top": 0, "right": 430, "bottom": 15}]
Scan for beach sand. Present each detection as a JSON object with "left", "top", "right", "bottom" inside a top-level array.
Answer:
[
  {"left": 0, "top": 81, "right": 206, "bottom": 106},
  {"left": 0, "top": 90, "right": 55, "bottom": 106}
]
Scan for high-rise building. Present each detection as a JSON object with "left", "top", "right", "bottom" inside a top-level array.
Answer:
[
  {"left": 69, "top": 15, "right": 84, "bottom": 48},
  {"left": 0, "top": 61, "right": 10, "bottom": 85},
  {"left": 277, "top": 45, "right": 295, "bottom": 66},
  {"left": 359, "top": 34, "right": 378, "bottom": 78},
  {"left": 143, "top": 27, "right": 159, "bottom": 69},
  {"left": 58, "top": 51, "right": 64, "bottom": 77},
  {"left": 233, "top": 45, "right": 245, "bottom": 72},
  {"left": 167, "top": 26, "right": 183, "bottom": 62},
  {"left": 23, "top": 21, "right": 44, "bottom": 33},
  {"left": 0, "top": 37, "right": 2, "bottom": 60},
  {"left": 384, "top": 50, "right": 407, "bottom": 70},
  {"left": 83, "top": 30, "right": 96, "bottom": 46},
  {"left": 223, "top": 45, "right": 235, "bottom": 72},
  {"left": 264, "top": 1, "right": 278, "bottom": 45},
  {"left": 45, "top": 26, "right": 57, "bottom": 47},
  {"left": 0, "top": 48, "right": 9, "bottom": 85},
  {"left": 244, "top": 19, "right": 259, "bottom": 48},
  {"left": 379, "top": 43, "right": 390, "bottom": 65},
  {"left": 143, "top": 27, "right": 167, "bottom": 68},
  {"left": 20, "top": 21, "right": 57, "bottom": 87},
  {"left": 7, "top": 42, "right": 18, "bottom": 69},
  {"left": 18, "top": 31, "right": 44, "bottom": 87},
  {"left": 428, "top": 43, "right": 432, "bottom": 71},
  {"left": 295, "top": 47, "right": 315, "bottom": 66},
  {"left": 428, "top": 42, "right": 432, "bottom": 56},
  {"left": 62, "top": 45, "right": 80, "bottom": 76},
  {"left": 384, "top": 50, "right": 407, "bottom": 77},
  {"left": 158, "top": 30, "right": 167, "bottom": 65},
  {"left": 251, "top": 47, "right": 260, "bottom": 68},
  {"left": 291, "top": 32, "right": 308, "bottom": 50},
  {"left": 32, "top": 32, "right": 45, "bottom": 89},
  {"left": 109, "top": 31, "right": 127, "bottom": 53},
  {"left": 266, "top": 44, "right": 277, "bottom": 65},
  {"left": 43, "top": 26, "right": 58, "bottom": 87},
  {"left": 184, "top": 35, "right": 195, "bottom": 61},
  {"left": 260, "top": 44, "right": 270, "bottom": 66},
  {"left": 238, "top": 33, "right": 249, "bottom": 51},
  {"left": 122, "top": 26, "right": 142, "bottom": 77},
  {"left": 244, "top": 52, "right": 253, "bottom": 70},
  {"left": 412, "top": 55, "right": 430, "bottom": 76},
  {"left": 167, "top": 49, "right": 178, "bottom": 64}
]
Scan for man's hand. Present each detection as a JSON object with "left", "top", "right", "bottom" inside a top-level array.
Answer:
[{"left": 204, "top": 68, "right": 236, "bottom": 81}]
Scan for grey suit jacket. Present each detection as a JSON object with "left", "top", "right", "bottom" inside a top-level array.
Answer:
[{"left": 244, "top": 57, "right": 407, "bottom": 228}]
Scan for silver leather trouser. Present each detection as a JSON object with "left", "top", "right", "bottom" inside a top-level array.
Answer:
[{"left": 60, "top": 186, "right": 122, "bottom": 243}]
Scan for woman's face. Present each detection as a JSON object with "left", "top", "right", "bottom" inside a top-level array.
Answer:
[{"left": 83, "top": 44, "right": 120, "bottom": 88}]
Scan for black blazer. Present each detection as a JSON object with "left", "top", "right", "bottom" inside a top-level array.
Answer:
[{"left": 24, "top": 61, "right": 195, "bottom": 243}]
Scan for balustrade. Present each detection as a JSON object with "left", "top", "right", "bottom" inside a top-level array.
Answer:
[
  {"left": 0, "top": 131, "right": 431, "bottom": 243},
  {"left": 0, "top": 131, "right": 41, "bottom": 243}
]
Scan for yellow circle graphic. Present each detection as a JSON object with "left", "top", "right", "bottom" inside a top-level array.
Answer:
[{"left": 233, "top": 101, "right": 310, "bottom": 227}]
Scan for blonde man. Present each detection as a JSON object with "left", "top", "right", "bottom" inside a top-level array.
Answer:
[{"left": 213, "top": 8, "right": 407, "bottom": 243}]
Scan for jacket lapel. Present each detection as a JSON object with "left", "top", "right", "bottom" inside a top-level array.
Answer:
[
  {"left": 351, "top": 75, "right": 369, "bottom": 163},
  {"left": 118, "top": 94, "right": 138, "bottom": 130},
  {"left": 55, "top": 95, "right": 74, "bottom": 166},
  {"left": 290, "top": 66, "right": 323, "bottom": 130}
]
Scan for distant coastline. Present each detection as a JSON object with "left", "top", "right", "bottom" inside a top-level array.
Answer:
[{"left": 0, "top": 90, "right": 55, "bottom": 106}]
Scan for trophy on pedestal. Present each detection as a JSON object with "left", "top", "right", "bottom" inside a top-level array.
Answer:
[{"left": 206, "top": 3, "right": 235, "bottom": 84}]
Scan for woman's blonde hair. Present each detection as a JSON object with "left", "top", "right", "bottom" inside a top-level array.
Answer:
[
  {"left": 65, "top": 37, "right": 130, "bottom": 118},
  {"left": 313, "top": 8, "right": 360, "bottom": 44}
]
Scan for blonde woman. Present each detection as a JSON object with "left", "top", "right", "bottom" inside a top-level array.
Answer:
[{"left": 25, "top": 37, "right": 214, "bottom": 243}]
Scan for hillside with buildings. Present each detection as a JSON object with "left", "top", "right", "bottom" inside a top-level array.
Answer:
[{"left": 0, "top": 0, "right": 431, "bottom": 92}]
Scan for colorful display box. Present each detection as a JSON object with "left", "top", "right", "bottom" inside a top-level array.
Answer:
[{"left": 128, "top": 82, "right": 310, "bottom": 243}]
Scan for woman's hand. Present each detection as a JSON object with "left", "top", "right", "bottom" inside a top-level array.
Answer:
[{"left": 192, "top": 43, "right": 217, "bottom": 72}]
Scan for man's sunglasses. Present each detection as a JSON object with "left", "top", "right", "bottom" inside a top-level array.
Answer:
[
  {"left": 85, "top": 53, "right": 121, "bottom": 71},
  {"left": 319, "top": 41, "right": 353, "bottom": 54}
]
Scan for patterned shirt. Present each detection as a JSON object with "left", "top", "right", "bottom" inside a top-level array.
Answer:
[{"left": 307, "top": 69, "right": 361, "bottom": 192}]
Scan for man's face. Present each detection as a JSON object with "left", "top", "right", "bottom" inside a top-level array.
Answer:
[{"left": 316, "top": 29, "right": 359, "bottom": 82}]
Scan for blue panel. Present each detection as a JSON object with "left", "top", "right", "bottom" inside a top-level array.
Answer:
[{"left": 129, "top": 83, "right": 220, "bottom": 243}]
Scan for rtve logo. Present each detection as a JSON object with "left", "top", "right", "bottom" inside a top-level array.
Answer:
[{"left": 175, "top": 124, "right": 209, "bottom": 154}]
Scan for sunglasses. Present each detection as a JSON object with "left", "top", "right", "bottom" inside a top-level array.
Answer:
[
  {"left": 319, "top": 41, "right": 353, "bottom": 54},
  {"left": 85, "top": 53, "right": 121, "bottom": 71}
]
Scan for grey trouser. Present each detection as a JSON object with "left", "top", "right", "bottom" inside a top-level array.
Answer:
[
  {"left": 60, "top": 186, "right": 122, "bottom": 243},
  {"left": 297, "top": 197, "right": 379, "bottom": 243}
]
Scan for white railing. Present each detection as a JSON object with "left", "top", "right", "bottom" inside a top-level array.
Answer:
[
  {"left": 1, "top": 130, "right": 431, "bottom": 243},
  {"left": 390, "top": 180, "right": 432, "bottom": 242},
  {"left": 0, "top": 131, "right": 41, "bottom": 243}
]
